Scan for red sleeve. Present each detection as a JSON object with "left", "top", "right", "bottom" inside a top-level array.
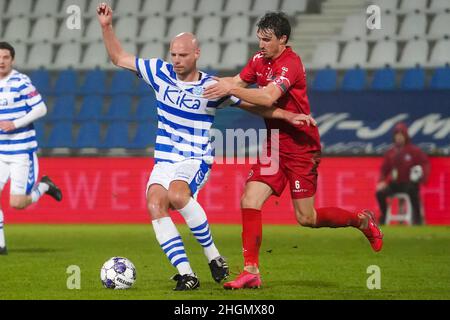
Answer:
[
  {"left": 417, "top": 148, "right": 431, "bottom": 184},
  {"left": 271, "top": 57, "right": 302, "bottom": 94},
  {"left": 379, "top": 151, "right": 393, "bottom": 182},
  {"left": 239, "top": 55, "right": 257, "bottom": 84}
]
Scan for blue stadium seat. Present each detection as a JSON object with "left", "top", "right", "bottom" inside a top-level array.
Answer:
[
  {"left": 103, "top": 95, "right": 133, "bottom": 121},
  {"left": 134, "top": 95, "right": 157, "bottom": 121},
  {"left": 46, "top": 121, "right": 74, "bottom": 148},
  {"left": 342, "top": 67, "right": 367, "bottom": 91},
  {"left": 101, "top": 122, "right": 130, "bottom": 148},
  {"left": 77, "top": 95, "right": 104, "bottom": 120},
  {"left": 47, "top": 95, "right": 76, "bottom": 121},
  {"left": 33, "top": 121, "right": 46, "bottom": 148},
  {"left": 401, "top": 67, "right": 426, "bottom": 90},
  {"left": 136, "top": 80, "right": 153, "bottom": 96},
  {"left": 108, "top": 70, "right": 136, "bottom": 95},
  {"left": 79, "top": 69, "right": 106, "bottom": 95},
  {"left": 130, "top": 123, "right": 157, "bottom": 149},
  {"left": 430, "top": 66, "right": 450, "bottom": 90},
  {"left": 53, "top": 69, "right": 78, "bottom": 95},
  {"left": 29, "top": 69, "right": 51, "bottom": 95},
  {"left": 371, "top": 67, "right": 396, "bottom": 90},
  {"left": 311, "top": 68, "right": 337, "bottom": 91},
  {"left": 75, "top": 121, "right": 101, "bottom": 148}
]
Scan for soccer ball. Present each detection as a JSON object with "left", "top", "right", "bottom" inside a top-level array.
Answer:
[{"left": 100, "top": 257, "right": 136, "bottom": 289}]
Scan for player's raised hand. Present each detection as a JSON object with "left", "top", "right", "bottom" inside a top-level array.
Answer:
[
  {"left": 97, "top": 2, "right": 113, "bottom": 27},
  {"left": 203, "top": 77, "right": 234, "bottom": 99}
]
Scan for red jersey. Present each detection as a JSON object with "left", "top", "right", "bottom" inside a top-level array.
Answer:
[{"left": 240, "top": 47, "right": 321, "bottom": 154}]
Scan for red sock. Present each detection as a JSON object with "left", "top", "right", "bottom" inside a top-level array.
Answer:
[
  {"left": 241, "top": 208, "right": 262, "bottom": 267},
  {"left": 315, "top": 207, "right": 361, "bottom": 228}
]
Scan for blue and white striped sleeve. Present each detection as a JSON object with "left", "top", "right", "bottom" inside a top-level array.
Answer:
[
  {"left": 135, "top": 57, "right": 161, "bottom": 92},
  {"left": 21, "top": 81, "right": 45, "bottom": 110}
]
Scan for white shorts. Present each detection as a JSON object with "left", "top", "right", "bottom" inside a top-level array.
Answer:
[
  {"left": 0, "top": 153, "right": 39, "bottom": 195},
  {"left": 147, "top": 159, "right": 211, "bottom": 198}
]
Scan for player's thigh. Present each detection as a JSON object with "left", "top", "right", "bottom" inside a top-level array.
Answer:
[
  {"left": 0, "top": 158, "right": 11, "bottom": 198},
  {"left": 241, "top": 181, "right": 273, "bottom": 210},
  {"left": 146, "top": 162, "right": 173, "bottom": 196},
  {"left": 9, "top": 153, "right": 38, "bottom": 196},
  {"left": 172, "top": 159, "right": 210, "bottom": 199},
  {"left": 167, "top": 180, "right": 191, "bottom": 209},
  {"left": 292, "top": 196, "right": 316, "bottom": 226},
  {"left": 147, "top": 184, "right": 170, "bottom": 220}
]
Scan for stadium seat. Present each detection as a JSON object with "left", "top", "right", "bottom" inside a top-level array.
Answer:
[
  {"left": 3, "top": 17, "right": 30, "bottom": 42},
  {"left": 8, "top": 42, "right": 26, "bottom": 68},
  {"left": 341, "top": 67, "right": 367, "bottom": 91},
  {"left": 430, "top": 66, "right": 450, "bottom": 89},
  {"left": 140, "top": 41, "right": 165, "bottom": 59},
  {"left": 224, "top": 0, "right": 252, "bottom": 14},
  {"left": 104, "top": 95, "right": 133, "bottom": 120},
  {"left": 340, "top": 40, "right": 368, "bottom": 68},
  {"left": 369, "top": 0, "right": 398, "bottom": 12},
  {"left": 84, "top": 19, "right": 103, "bottom": 42},
  {"left": 108, "top": 70, "right": 136, "bottom": 95},
  {"left": 429, "top": 39, "right": 450, "bottom": 67},
  {"left": 340, "top": 14, "right": 368, "bottom": 40},
  {"left": 61, "top": 0, "right": 87, "bottom": 14},
  {"left": 101, "top": 122, "right": 130, "bottom": 148},
  {"left": 114, "top": 0, "right": 141, "bottom": 16},
  {"left": 251, "top": 0, "right": 280, "bottom": 16},
  {"left": 134, "top": 96, "right": 158, "bottom": 121},
  {"left": 311, "top": 41, "right": 339, "bottom": 69},
  {"left": 130, "top": 123, "right": 157, "bottom": 149},
  {"left": 430, "top": 0, "right": 450, "bottom": 11},
  {"left": 46, "top": 121, "right": 74, "bottom": 148},
  {"left": 53, "top": 69, "right": 78, "bottom": 95},
  {"left": 196, "top": 0, "right": 223, "bottom": 14},
  {"left": 30, "top": 69, "right": 51, "bottom": 95},
  {"left": 398, "top": 12, "right": 427, "bottom": 40},
  {"left": 367, "top": 12, "right": 397, "bottom": 40},
  {"left": 26, "top": 44, "right": 53, "bottom": 70},
  {"left": 428, "top": 13, "right": 450, "bottom": 39},
  {"left": 34, "top": 0, "right": 60, "bottom": 17},
  {"left": 30, "top": 17, "right": 57, "bottom": 43},
  {"left": 197, "top": 16, "right": 223, "bottom": 42},
  {"left": 54, "top": 43, "right": 82, "bottom": 69},
  {"left": 139, "top": 17, "right": 167, "bottom": 42},
  {"left": 136, "top": 80, "right": 153, "bottom": 96},
  {"left": 141, "top": 0, "right": 169, "bottom": 15},
  {"left": 220, "top": 42, "right": 249, "bottom": 69},
  {"left": 399, "top": 0, "right": 428, "bottom": 12},
  {"left": 399, "top": 39, "right": 428, "bottom": 68},
  {"left": 82, "top": 42, "right": 110, "bottom": 69},
  {"left": 223, "top": 16, "right": 251, "bottom": 41},
  {"left": 75, "top": 121, "right": 101, "bottom": 148},
  {"left": 169, "top": 0, "right": 196, "bottom": 15},
  {"left": 311, "top": 68, "right": 337, "bottom": 91},
  {"left": 167, "top": 16, "right": 194, "bottom": 39},
  {"left": 401, "top": 67, "right": 426, "bottom": 90},
  {"left": 77, "top": 95, "right": 104, "bottom": 120},
  {"left": 48, "top": 95, "right": 76, "bottom": 121},
  {"left": 5, "top": 0, "right": 33, "bottom": 17},
  {"left": 0, "top": 0, "right": 6, "bottom": 13},
  {"left": 115, "top": 17, "right": 139, "bottom": 41},
  {"left": 368, "top": 40, "right": 397, "bottom": 68},
  {"left": 79, "top": 69, "right": 106, "bottom": 95},
  {"left": 371, "top": 67, "right": 396, "bottom": 90},
  {"left": 33, "top": 120, "right": 46, "bottom": 147},
  {"left": 198, "top": 42, "right": 221, "bottom": 69},
  {"left": 281, "top": 0, "right": 307, "bottom": 13}
]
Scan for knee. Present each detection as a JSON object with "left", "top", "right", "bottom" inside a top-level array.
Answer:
[
  {"left": 167, "top": 190, "right": 189, "bottom": 210},
  {"left": 240, "top": 193, "right": 262, "bottom": 210},
  {"left": 147, "top": 199, "right": 167, "bottom": 220},
  {"left": 295, "top": 210, "right": 315, "bottom": 227},
  {"left": 10, "top": 198, "right": 28, "bottom": 210}
]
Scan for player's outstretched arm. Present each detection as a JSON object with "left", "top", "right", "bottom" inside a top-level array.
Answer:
[
  {"left": 238, "top": 103, "right": 316, "bottom": 127},
  {"left": 97, "top": 2, "right": 136, "bottom": 72}
]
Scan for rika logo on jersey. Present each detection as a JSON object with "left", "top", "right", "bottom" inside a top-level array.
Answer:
[{"left": 163, "top": 86, "right": 201, "bottom": 110}]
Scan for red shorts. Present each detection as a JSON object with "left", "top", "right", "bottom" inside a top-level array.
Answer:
[{"left": 247, "top": 151, "right": 321, "bottom": 199}]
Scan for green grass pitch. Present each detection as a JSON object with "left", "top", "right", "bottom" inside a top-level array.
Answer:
[{"left": 0, "top": 224, "right": 449, "bottom": 300}]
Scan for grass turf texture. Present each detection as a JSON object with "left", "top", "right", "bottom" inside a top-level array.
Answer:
[{"left": 0, "top": 224, "right": 449, "bottom": 300}]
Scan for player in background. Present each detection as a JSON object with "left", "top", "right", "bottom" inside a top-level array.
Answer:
[
  {"left": 0, "top": 42, "right": 63, "bottom": 255},
  {"left": 97, "top": 3, "right": 314, "bottom": 290},
  {"left": 204, "top": 12, "right": 384, "bottom": 290}
]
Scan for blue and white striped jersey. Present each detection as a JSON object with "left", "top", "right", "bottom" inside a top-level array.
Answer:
[
  {"left": 0, "top": 70, "right": 45, "bottom": 155},
  {"left": 135, "top": 58, "right": 240, "bottom": 164}
]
